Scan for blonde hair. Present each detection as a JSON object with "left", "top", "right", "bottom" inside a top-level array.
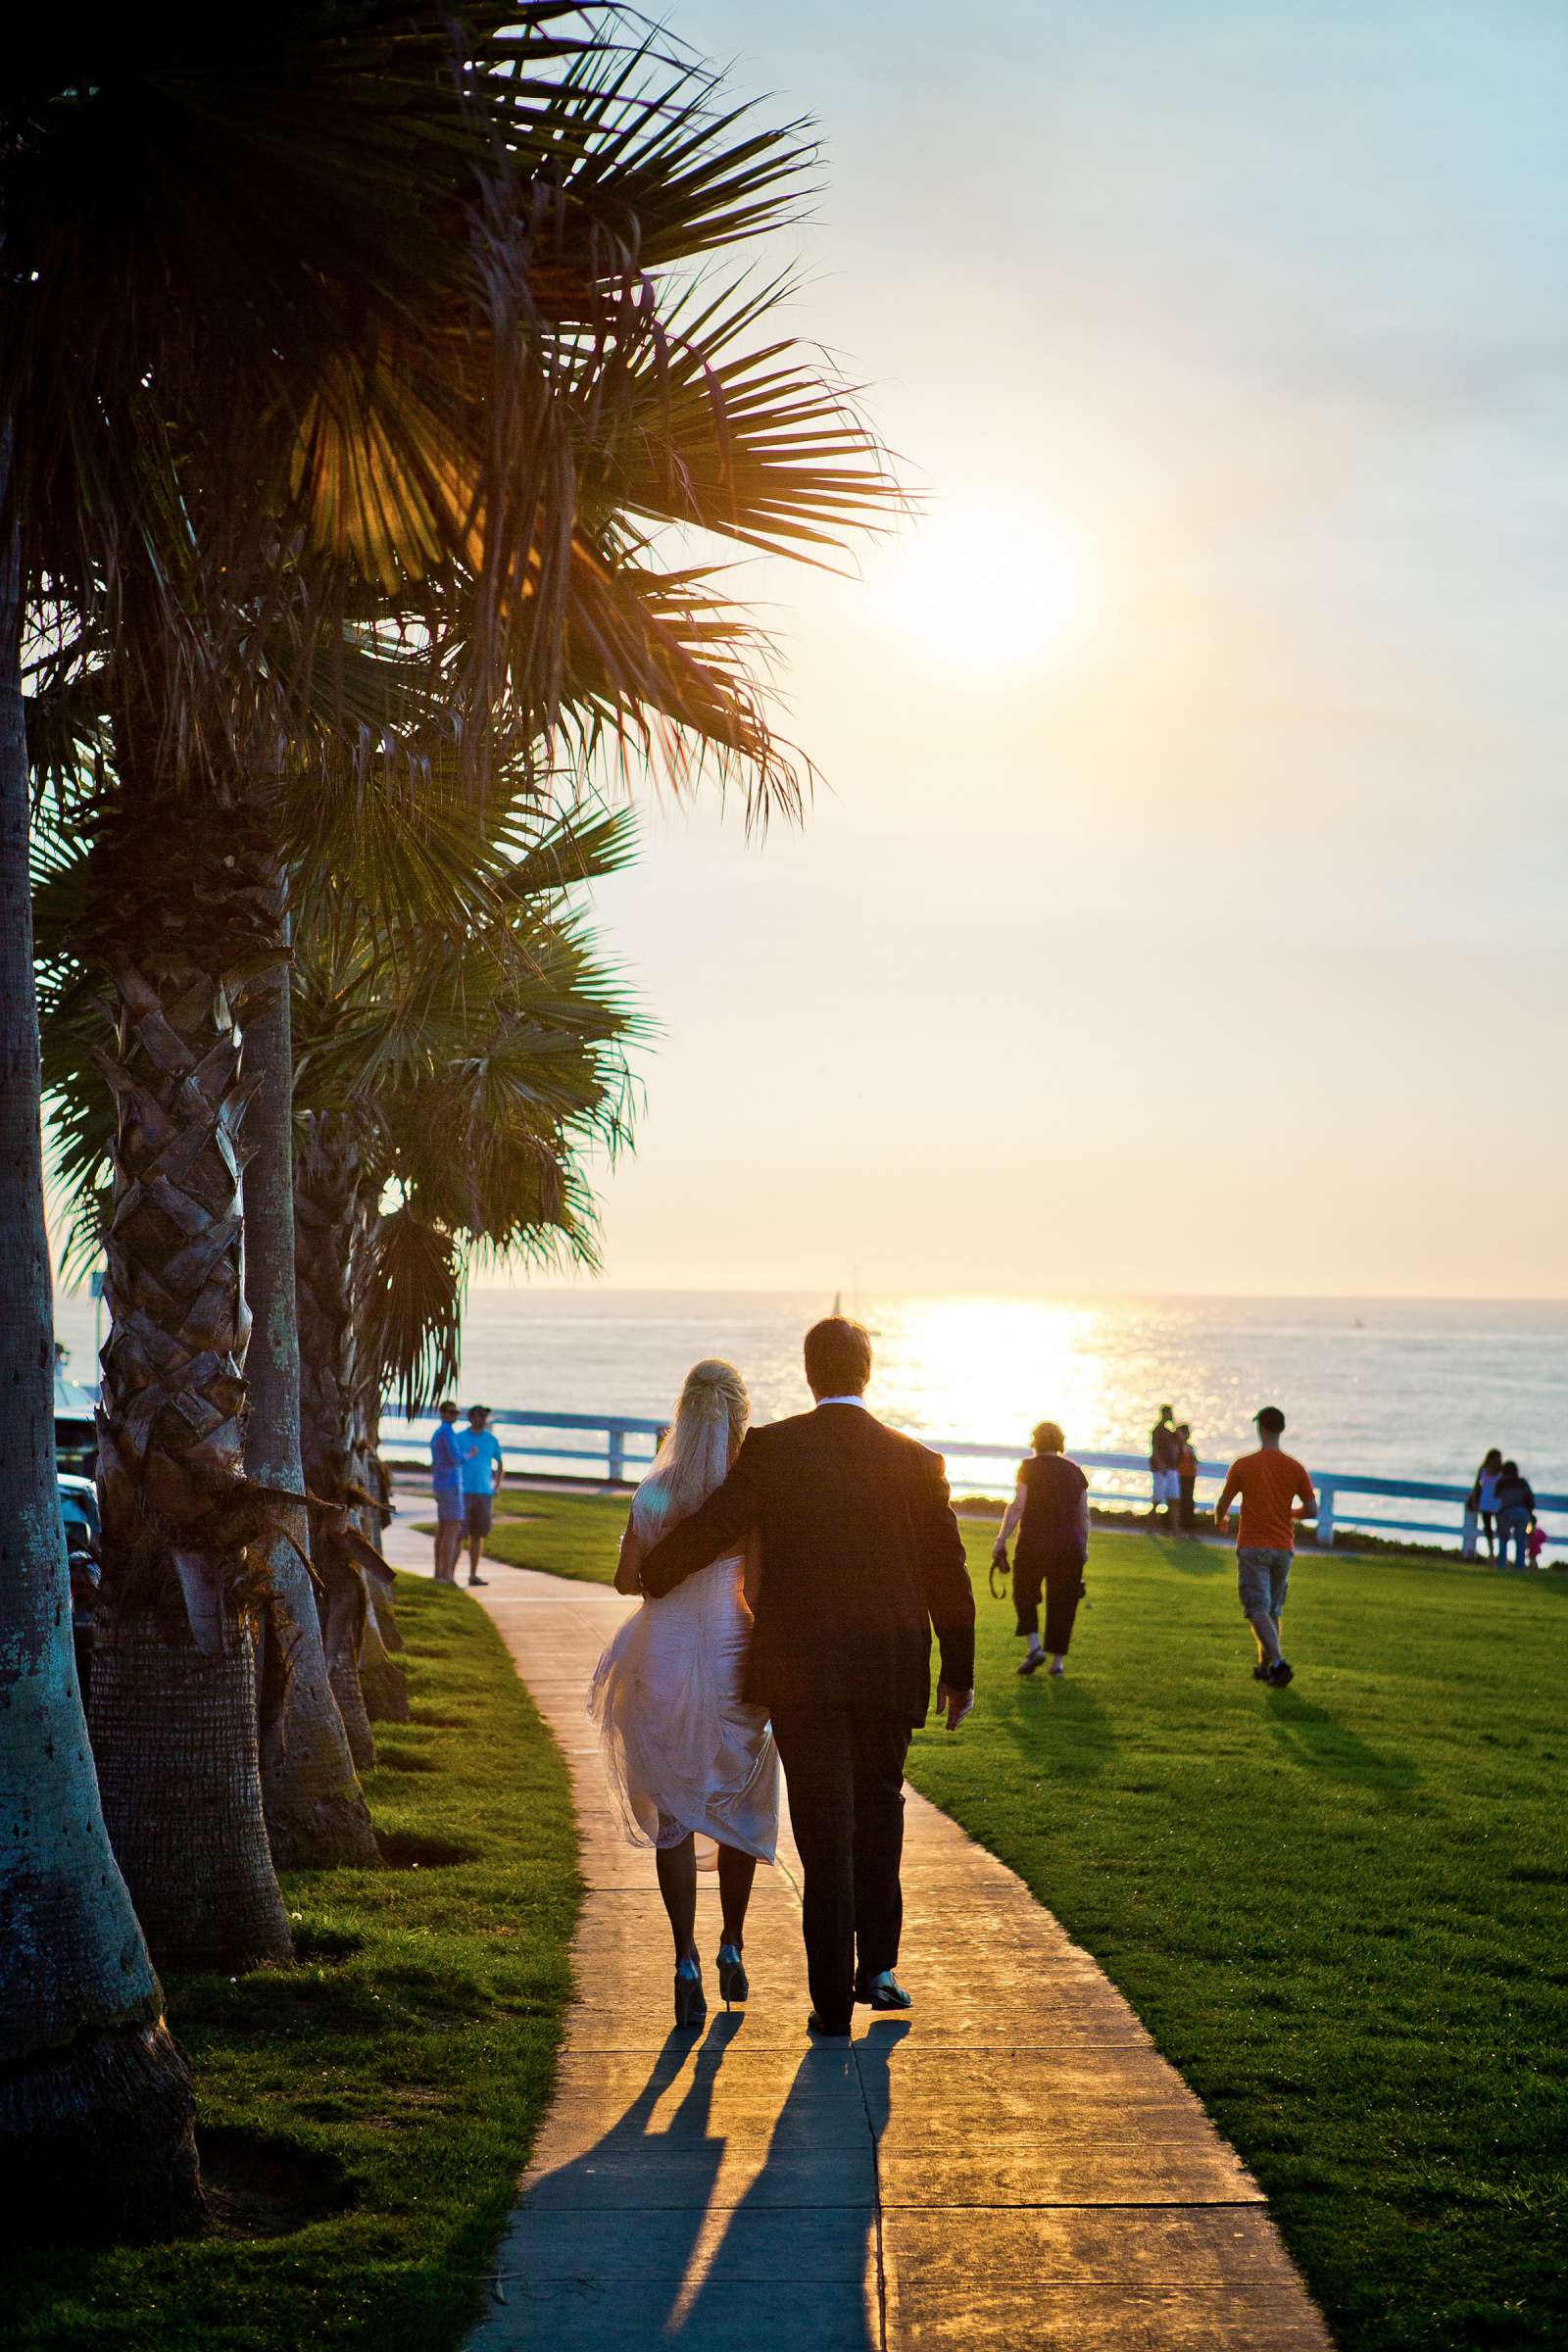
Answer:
[
  {"left": 632, "top": 1359, "right": 751, "bottom": 1539},
  {"left": 1032, "top": 1420, "right": 1065, "bottom": 1454}
]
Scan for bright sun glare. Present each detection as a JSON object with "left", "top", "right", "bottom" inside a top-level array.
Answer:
[{"left": 872, "top": 494, "right": 1102, "bottom": 682}]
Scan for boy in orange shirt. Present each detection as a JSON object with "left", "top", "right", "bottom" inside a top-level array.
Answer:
[{"left": 1214, "top": 1405, "right": 1316, "bottom": 1689}]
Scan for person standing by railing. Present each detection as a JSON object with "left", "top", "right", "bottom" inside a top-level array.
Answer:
[
  {"left": 1176, "top": 1423, "right": 1199, "bottom": 1535},
  {"left": 1469, "top": 1448, "right": 1504, "bottom": 1560},
  {"left": 1214, "top": 1406, "right": 1316, "bottom": 1689},
  {"left": 1150, "top": 1403, "right": 1182, "bottom": 1535},
  {"left": 456, "top": 1404, "right": 502, "bottom": 1589},
  {"left": 1494, "top": 1460, "right": 1536, "bottom": 1573},
  {"left": 429, "top": 1398, "right": 465, "bottom": 1585}
]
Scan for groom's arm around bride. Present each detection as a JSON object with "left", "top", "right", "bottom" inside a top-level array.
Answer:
[{"left": 638, "top": 1392, "right": 976, "bottom": 1729}]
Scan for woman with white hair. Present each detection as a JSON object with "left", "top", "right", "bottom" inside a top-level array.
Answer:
[
  {"left": 992, "top": 1420, "right": 1091, "bottom": 1678},
  {"left": 588, "top": 1359, "right": 778, "bottom": 2029}
]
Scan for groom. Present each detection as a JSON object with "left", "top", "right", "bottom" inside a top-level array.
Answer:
[{"left": 640, "top": 1317, "right": 975, "bottom": 2036}]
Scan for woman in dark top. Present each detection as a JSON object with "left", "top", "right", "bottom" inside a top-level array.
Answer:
[
  {"left": 992, "top": 1421, "right": 1091, "bottom": 1678},
  {"left": 1494, "top": 1459, "right": 1536, "bottom": 1573}
]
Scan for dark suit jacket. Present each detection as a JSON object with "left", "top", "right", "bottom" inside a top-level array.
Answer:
[{"left": 639, "top": 1402, "right": 976, "bottom": 1724}]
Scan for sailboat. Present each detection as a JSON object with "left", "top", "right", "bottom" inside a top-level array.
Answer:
[{"left": 831, "top": 1279, "right": 880, "bottom": 1337}]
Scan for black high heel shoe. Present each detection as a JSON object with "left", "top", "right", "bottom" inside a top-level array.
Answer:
[
  {"left": 716, "top": 1941, "right": 749, "bottom": 2007},
  {"left": 673, "top": 1958, "right": 707, "bottom": 2030}
]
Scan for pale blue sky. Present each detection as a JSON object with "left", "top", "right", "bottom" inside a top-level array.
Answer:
[{"left": 575, "top": 1, "right": 1568, "bottom": 1296}]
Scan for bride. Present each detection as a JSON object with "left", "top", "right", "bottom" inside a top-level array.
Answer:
[{"left": 587, "top": 1359, "right": 778, "bottom": 2029}]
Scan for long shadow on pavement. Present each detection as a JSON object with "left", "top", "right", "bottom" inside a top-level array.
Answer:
[
  {"left": 499, "top": 2009, "right": 886, "bottom": 2349},
  {"left": 667, "top": 2022, "right": 913, "bottom": 2348}
]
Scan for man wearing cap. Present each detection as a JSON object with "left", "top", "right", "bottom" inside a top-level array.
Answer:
[
  {"left": 456, "top": 1405, "right": 503, "bottom": 1589},
  {"left": 1214, "top": 1406, "right": 1316, "bottom": 1688}
]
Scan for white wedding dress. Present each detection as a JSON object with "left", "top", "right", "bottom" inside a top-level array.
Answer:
[{"left": 587, "top": 1484, "right": 778, "bottom": 1863}]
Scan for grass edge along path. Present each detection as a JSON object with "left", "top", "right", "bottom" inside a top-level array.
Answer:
[
  {"left": 4, "top": 1574, "right": 578, "bottom": 2352},
  {"left": 477, "top": 1490, "right": 1568, "bottom": 2352}
]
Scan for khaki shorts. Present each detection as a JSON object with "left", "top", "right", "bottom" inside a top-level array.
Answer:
[
  {"left": 1238, "top": 1547, "right": 1292, "bottom": 1619},
  {"left": 465, "top": 1493, "right": 494, "bottom": 1538}
]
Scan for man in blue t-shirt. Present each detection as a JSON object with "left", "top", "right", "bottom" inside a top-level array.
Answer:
[
  {"left": 457, "top": 1405, "right": 504, "bottom": 1587},
  {"left": 429, "top": 1399, "right": 465, "bottom": 1584}
]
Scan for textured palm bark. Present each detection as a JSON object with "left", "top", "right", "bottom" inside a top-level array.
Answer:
[
  {"left": 357, "top": 1584, "right": 410, "bottom": 1721},
  {"left": 84, "top": 795, "right": 294, "bottom": 1971},
  {"left": 322, "top": 1609, "right": 376, "bottom": 1770},
  {"left": 371, "top": 1574, "right": 406, "bottom": 1650},
  {"left": 243, "top": 960, "right": 378, "bottom": 1869},
  {"left": 89, "top": 1615, "right": 293, "bottom": 1970},
  {"left": 295, "top": 1115, "right": 406, "bottom": 1722},
  {"left": 0, "top": 473, "right": 203, "bottom": 2241},
  {"left": 295, "top": 1111, "right": 362, "bottom": 1513}
]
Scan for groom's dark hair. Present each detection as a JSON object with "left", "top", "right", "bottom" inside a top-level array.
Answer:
[{"left": 804, "top": 1317, "right": 872, "bottom": 1398}]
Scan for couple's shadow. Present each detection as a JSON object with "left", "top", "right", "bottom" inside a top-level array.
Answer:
[{"left": 516, "top": 2012, "right": 908, "bottom": 2344}]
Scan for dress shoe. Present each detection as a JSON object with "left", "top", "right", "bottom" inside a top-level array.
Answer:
[
  {"left": 855, "top": 1969, "right": 912, "bottom": 2011},
  {"left": 807, "top": 2010, "right": 851, "bottom": 2037}
]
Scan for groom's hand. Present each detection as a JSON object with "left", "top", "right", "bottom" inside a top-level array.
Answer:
[{"left": 935, "top": 1681, "right": 974, "bottom": 1732}]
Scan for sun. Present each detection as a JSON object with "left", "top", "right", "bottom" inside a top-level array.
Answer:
[{"left": 869, "top": 493, "right": 1102, "bottom": 683}]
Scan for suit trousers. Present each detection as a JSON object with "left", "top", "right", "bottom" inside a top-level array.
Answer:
[{"left": 768, "top": 1704, "right": 912, "bottom": 2030}]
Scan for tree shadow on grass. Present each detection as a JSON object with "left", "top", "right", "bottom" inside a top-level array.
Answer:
[{"left": 1262, "top": 1690, "right": 1420, "bottom": 1795}]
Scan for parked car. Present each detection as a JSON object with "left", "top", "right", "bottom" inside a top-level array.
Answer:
[
  {"left": 60, "top": 1473, "right": 101, "bottom": 1706},
  {"left": 55, "top": 1373, "right": 98, "bottom": 1481}
]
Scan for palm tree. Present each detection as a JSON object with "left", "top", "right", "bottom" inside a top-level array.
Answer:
[
  {"left": 290, "top": 797, "right": 640, "bottom": 1745},
  {"left": 294, "top": 800, "right": 637, "bottom": 1400},
  {"left": 6, "top": 3, "right": 896, "bottom": 2212},
  {"left": 0, "top": 469, "right": 202, "bottom": 2236}
]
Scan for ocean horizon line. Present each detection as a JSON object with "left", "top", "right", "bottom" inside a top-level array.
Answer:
[{"left": 446, "top": 1282, "right": 1568, "bottom": 1310}]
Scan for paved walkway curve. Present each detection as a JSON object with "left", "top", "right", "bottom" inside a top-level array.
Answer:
[{"left": 383, "top": 1513, "right": 1333, "bottom": 2351}]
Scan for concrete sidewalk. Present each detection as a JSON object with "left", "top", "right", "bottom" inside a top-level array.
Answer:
[{"left": 382, "top": 1504, "right": 1333, "bottom": 2351}]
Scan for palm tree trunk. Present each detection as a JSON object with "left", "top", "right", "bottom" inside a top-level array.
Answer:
[
  {"left": 88, "top": 1615, "right": 295, "bottom": 1970},
  {"left": 295, "top": 1110, "right": 366, "bottom": 1509},
  {"left": 357, "top": 1576, "right": 410, "bottom": 1721},
  {"left": 85, "top": 793, "right": 294, "bottom": 1974},
  {"left": 319, "top": 1572, "right": 377, "bottom": 1772},
  {"left": 0, "top": 459, "right": 203, "bottom": 2242},
  {"left": 242, "top": 919, "right": 378, "bottom": 1867},
  {"left": 295, "top": 1116, "right": 406, "bottom": 1721}
]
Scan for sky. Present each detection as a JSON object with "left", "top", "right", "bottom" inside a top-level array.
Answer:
[{"left": 557, "top": 0, "right": 1568, "bottom": 1300}]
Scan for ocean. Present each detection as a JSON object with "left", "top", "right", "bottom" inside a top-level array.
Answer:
[{"left": 54, "top": 1285, "right": 1566, "bottom": 1530}]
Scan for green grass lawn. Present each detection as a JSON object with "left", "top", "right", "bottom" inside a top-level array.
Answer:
[
  {"left": 6, "top": 1574, "right": 577, "bottom": 2352},
  {"left": 478, "top": 1491, "right": 1568, "bottom": 2352}
]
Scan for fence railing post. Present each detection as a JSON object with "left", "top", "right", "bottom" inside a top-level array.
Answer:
[
  {"left": 607, "top": 1425, "right": 625, "bottom": 1485},
  {"left": 1316, "top": 1479, "right": 1336, "bottom": 1547}
]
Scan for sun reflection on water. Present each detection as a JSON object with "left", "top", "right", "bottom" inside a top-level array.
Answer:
[{"left": 869, "top": 1296, "right": 1111, "bottom": 1460}]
